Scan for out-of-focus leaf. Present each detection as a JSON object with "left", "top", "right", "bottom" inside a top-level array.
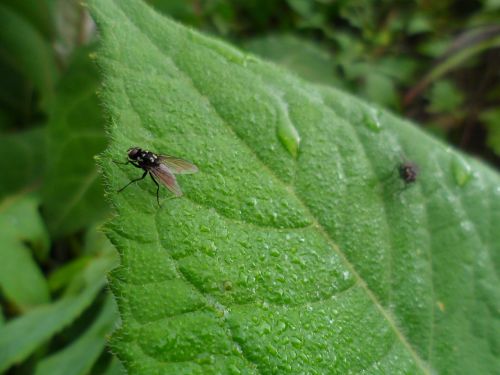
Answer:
[
  {"left": 244, "top": 34, "right": 339, "bottom": 86},
  {"left": 480, "top": 108, "right": 500, "bottom": 156},
  {"left": 0, "top": 49, "right": 34, "bottom": 118},
  {"left": 417, "top": 38, "right": 451, "bottom": 58},
  {"left": 103, "top": 358, "right": 125, "bottom": 375},
  {"left": 363, "top": 72, "right": 399, "bottom": 109},
  {"left": 427, "top": 80, "right": 464, "bottom": 113},
  {"left": 90, "top": 0, "right": 500, "bottom": 373},
  {"left": 406, "top": 26, "right": 500, "bottom": 104},
  {"left": 35, "top": 296, "right": 117, "bottom": 375},
  {"left": 147, "top": 0, "right": 198, "bottom": 24},
  {"left": 0, "top": 127, "right": 45, "bottom": 200},
  {"left": 484, "top": 0, "right": 500, "bottom": 11},
  {"left": 82, "top": 222, "right": 116, "bottom": 257},
  {"left": 42, "top": 46, "right": 109, "bottom": 237},
  {"left": 376, "top": 57, "right": 418, "bottom": 83},
  {"left": 407, "top": 13, "right": 432, "bottom": 34},
  {"left": 0, "top": 276, "right": 104, "bottom": 372},
  {"left": 63, "top": 228, "right": 118, "bottom": 297},
  {"left": 48, "top": 223, "right": 116, "bottom": 293},
  {"left": 0, "top": 4, "right": 57, "bottom": 110},
  {"left": 0, "top": 193, "right": 50, "bottom": 311},
  {"left": 338, "top": 0, "right": 375, "bottom": 31},
  {"left": 48, "top": 257, "right": 92, "bottom": 293},
  {"left": 286, "top": 0, "right": 315, "bottom": 19},
  {"left": 1, "top": 0, "right": 53, "bottom": 38},
  {"left": 0, "top": 109, "right": 10, "bottom": 131},
  {"left": 484, "top": 0, "right": 500, "bottom": 10},
  {"left": 49, "top": 226, "right": 118, "bottom": 295}
]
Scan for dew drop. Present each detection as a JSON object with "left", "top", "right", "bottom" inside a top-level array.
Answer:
[
  {"left": 275, "top": 94, "right": 301, "bottom": 158},
  {"left": 223, "top": 280, "right": 233, "bottom": 291},
  {"left": 267, "top": 344, "right": 278, "bottom": 356},
  {"left": 460, "top": 220, "right": 473, "bottom": 232},
  {"left": 270, "top": 248, "right": 280, "bottom": 257},
  {"left": 196, "top": 353, "right": 215, "bottom": 365},
  {"left": 277, "top": 120, "right": 301, "bottom": 158},
  {"left": 229, "top": 364, "right": 241, "bottom": 375},
  {"left": 364, "top": 107, "right": 382, "bottom": 132},
  {"left": 259, "top": 322, "right": 272, "bottom": 335},
  {"left": 451, "top": 156, "right": 472, "bottom": 187},
  {"left": 276, "top": 321, "right": 287, "bottom": 333},
  {"left": 290, "top": 336, "right": 303, "bottom": 348},
  {"left": 342, "top": 270, "right": 351, "bottom": 281}
]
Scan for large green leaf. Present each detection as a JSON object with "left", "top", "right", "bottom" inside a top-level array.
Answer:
[{"left": 89, "top": 0, "right": 500, "bottom": 373}]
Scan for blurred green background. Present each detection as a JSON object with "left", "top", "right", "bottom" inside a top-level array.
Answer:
[{"left": 0, "top": 0, "right": 499, "bottom": 373}]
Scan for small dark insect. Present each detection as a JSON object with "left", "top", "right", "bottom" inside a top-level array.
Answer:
[
  {"left": 114, "top": 147, "right": 198, "bottom": 205},
  {"left": 398, "top": 161, "right": 419, "bottom": 185}
]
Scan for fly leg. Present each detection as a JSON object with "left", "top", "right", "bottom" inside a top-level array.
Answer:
[
  {"left": 113, "top": 159, "right": 141, "bottom": 168},
  {"left": 117, "top": 170, "right": 147, "bottom": 192},
  {"left": 149, "top": 172, "right": 161, "bottom": 207}
]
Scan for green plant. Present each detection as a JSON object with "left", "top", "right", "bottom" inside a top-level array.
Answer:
[
  {"left": 90, "top": 0, "right": 500, "bottom": 373},
  {"left": 1, "top": 0, "right": 498, "bottom": 373}
]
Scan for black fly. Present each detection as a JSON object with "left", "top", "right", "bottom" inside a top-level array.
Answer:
[
  {"left": 114, "top": 147, "right": 198, "bottom": 205},
  {"left": 398, "top": 161, "right": 419, "bottom": 185}
]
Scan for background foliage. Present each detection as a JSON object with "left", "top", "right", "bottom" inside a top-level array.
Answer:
[{"left": 0, "top": 0, "right": 498, "bottom": 373}]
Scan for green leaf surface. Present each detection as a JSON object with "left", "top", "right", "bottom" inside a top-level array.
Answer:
[
  {"left": 90, "top": 0, "right": 500, "bottom": 373},
  {"left": 0, "top": 193, "right": 50, "bottom": 311},
  {"left": 35, "top": 296, "right": 118, "bottom": 375},
  {"left": 42, "top": 46, "right": 109, "bottom": 237}
]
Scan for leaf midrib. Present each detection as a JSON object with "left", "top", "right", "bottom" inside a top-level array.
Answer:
[{"left": 103, "top": 1, "right": 431, "bottom": 372}]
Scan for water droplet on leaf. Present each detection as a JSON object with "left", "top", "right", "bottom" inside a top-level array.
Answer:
[
  {"left": 276, "top": 107, "right": 301, "bottom": 158},
  {"left": 223, "top": 280, "right": 233, "bottom": 291},
  {"left": 278, "top": 121, "right": 300, "bottom": 158},
  {"left": 290, "top": 336, "right": 303, "bottom": 348},
  {"left": 364, "top": 107, "right": 382, "bottom": 132},
  {"left": 451, "top": 156, "right": 472, "bottom": 187}
]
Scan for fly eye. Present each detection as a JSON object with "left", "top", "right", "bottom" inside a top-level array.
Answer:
[{"left": 127, "top": 147, "right": 140, "bottom": 157}]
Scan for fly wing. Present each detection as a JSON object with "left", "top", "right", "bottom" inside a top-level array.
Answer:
[
  {"left": 159, "top": 155, "right": 198, "bottom": 175},
  {"left": 150, "top": 164, "right": 183, "bottom": 197}
]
